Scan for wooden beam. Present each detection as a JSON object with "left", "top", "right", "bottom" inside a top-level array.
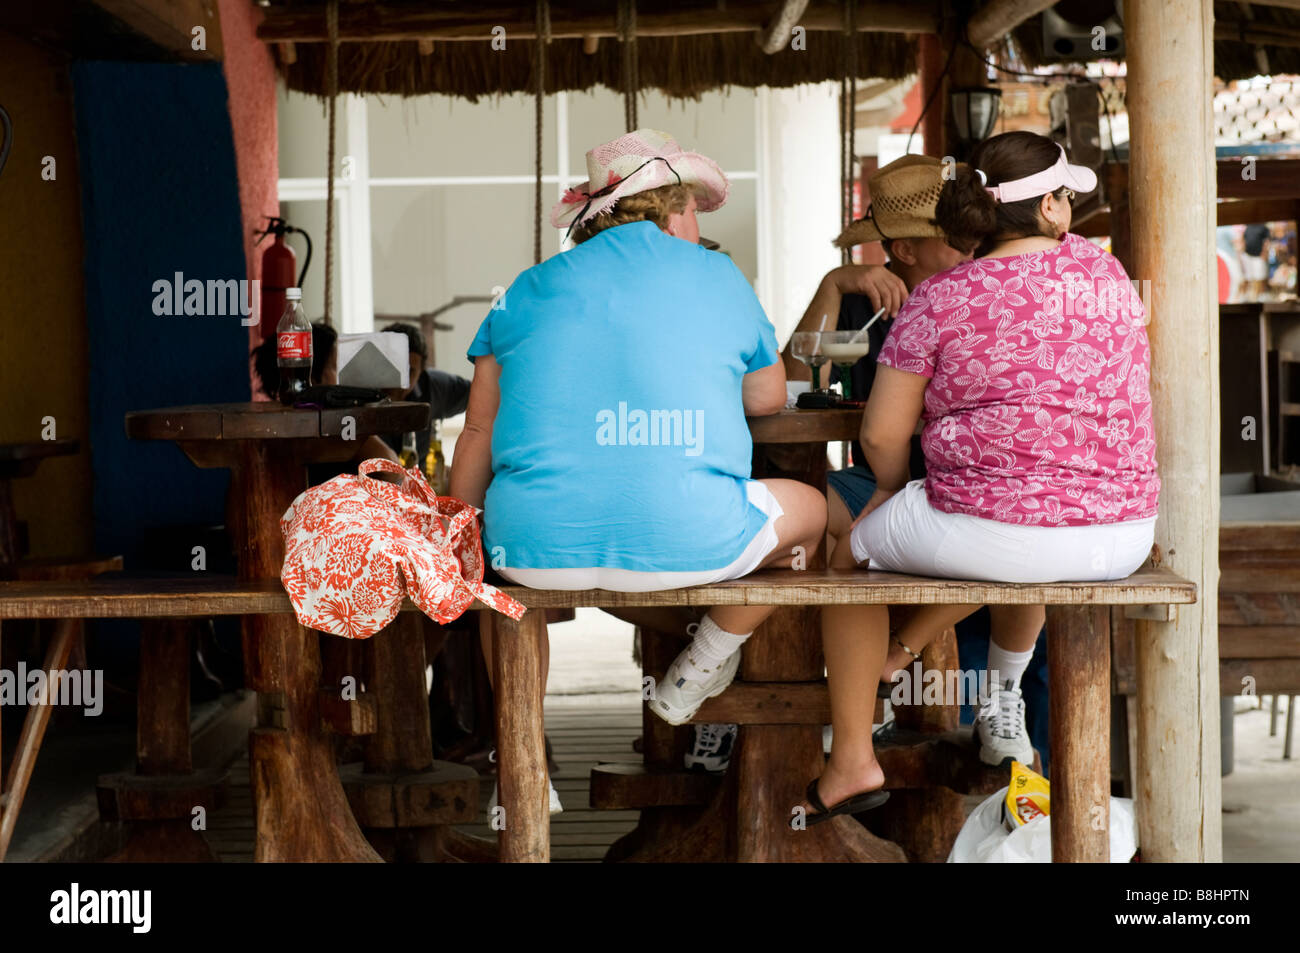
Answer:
[
  {"left": 1077, "top": 195, "right": 1300, "bottom": 239},
  {"left": 1126, "top": 0, "right": 1222, "bottom": 863},
  {"left": 256, "top": 2, "right": 939, "bottom": 44},
  {"left": 1215, "top": 197, "right": 1300, "bottom": 226},
  {"left": 757, "top": 0, "right": 809, "bottom": 54},
  {"left": 967, "top": 0, "right": 1057, "bottom": 51},
  {"left": 1102, "top": 161, "right": 1300, "bottom": 204},
  {"left": 92, "top": 0, "right": 223, "bottom": 60},
  {"left": 1216, "top": 19, "right": 1300, "bottom": 47}
]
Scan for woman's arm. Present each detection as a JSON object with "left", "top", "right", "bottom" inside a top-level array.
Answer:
[
  {"left": 742, "top": 360, "right": 787, "bottom": 417},
  {"left": 448, "top": 355, "right": 501, "bottom": 508},
  {"left": 859, "top": 365, "right": 927, "bottom": 493}
]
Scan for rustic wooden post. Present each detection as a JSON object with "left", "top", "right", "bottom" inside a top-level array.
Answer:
[
  {"left": 1125, "top": 0, "right": 1223, "bottom": 861},
  {"left": 1047, "top": 605, "right": 1110, "bottom": 862},
  {"left": 491, "top": 610, "right": 549, "bottom": 862}
]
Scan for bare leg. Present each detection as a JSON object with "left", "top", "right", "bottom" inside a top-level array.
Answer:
[
  {"left": 707, "top": 477, "right": 826, "bottom": 636},
  {"left": 808, "top": 602, "right": 889, "bottom": 808},
  {"left": 988, "top": 605, "right": 1045, "bottom": 653},
  {"left": 825, "top": 488, "right": 852, "bottom": 564},
  {"left": 881, "top": 604, "right": 982, "bottom": 682}
]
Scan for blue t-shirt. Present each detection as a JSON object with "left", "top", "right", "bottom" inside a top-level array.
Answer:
[{"left": 466, "top": 220, "right": 780, "bottom": 572}]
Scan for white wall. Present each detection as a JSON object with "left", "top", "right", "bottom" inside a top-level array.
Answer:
[{"left": 755, "top": 83, "right": 843, "bottom": 342}]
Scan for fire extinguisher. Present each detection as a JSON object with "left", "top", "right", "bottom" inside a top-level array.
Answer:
[{"left": 254, "top": 216, "right": 312, "bottom": 340}]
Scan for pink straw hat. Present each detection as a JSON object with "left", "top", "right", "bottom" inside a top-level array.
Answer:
[{"left": 550, "top": 129, "right": 730, "bottom": 231}]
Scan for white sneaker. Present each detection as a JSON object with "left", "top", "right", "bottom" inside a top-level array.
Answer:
[
  {"left": 488, "top": 779, "right": 563, "bottom": 816},
  {"left": 650, "top": 648, "right": 741, "bottom": 726},
  {"left": 972, "top": 687, "right": 1034, "bottom": 769},
  {"left": 684, "top": 723, "right": 738, "bottom": 773}
]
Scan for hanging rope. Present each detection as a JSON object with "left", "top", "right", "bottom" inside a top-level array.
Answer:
[
  {"left": 620, "top": 0, "right": 639, "bottom": 132},
  {"left": 323, "top": 0, "right": 339, "bottom": 326},
  {"left": 839, "top": 0, "right": 856, "bottom": 264},
  {"left": 533, "top": 0, "right": 549, "bottom": 264}
]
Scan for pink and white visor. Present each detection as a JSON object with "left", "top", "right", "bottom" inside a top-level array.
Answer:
[{"left": 985, "top": 144, "right": 1097, "bottom": 204}]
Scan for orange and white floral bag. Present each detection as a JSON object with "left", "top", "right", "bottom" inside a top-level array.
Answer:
[{"left": 280, "top": 458, "right": 525, "bottom": 638}]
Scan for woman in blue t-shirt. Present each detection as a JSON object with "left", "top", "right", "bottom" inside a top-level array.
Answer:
[{"left": 450, "top": 131, "right": 826, "bottom": 766}]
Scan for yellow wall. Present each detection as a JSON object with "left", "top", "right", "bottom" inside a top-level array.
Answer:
[{"left": 0, "top": 33, "right": 92, "bottom": 558}]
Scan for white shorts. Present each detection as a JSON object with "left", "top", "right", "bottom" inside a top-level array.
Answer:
[
  {"left": 498, "top": 480, "right": 785, "bottom": 592},
  {"left": 1242, "top": 254, "right": 1267, "bottom": 281},
  {"left": 849, "top": 480, "right": 1156, "bottom": 583}
]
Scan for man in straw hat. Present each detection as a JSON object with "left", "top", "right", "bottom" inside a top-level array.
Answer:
[
  {"left": 451, "top": 129, "right": 829, "bottom": 794},
  {"left": 782, "top": 155, "right": 969, "bottom": 557}
]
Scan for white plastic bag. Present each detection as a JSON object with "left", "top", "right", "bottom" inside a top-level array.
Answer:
[{"left": 947, "top": 786, "right": 1138, "bottom": 863}]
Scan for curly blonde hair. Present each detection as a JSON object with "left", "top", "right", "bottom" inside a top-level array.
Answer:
[{"left": 569, "top": 184, "right": 694, "bottom": 244}]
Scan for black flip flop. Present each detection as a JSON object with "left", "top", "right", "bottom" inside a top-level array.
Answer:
[{"left": 799, "top": 778, "right": 889, "bottom": 828}]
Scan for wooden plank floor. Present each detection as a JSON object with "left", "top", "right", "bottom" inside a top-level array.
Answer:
[{"left": 201, "top": 697, "right": 644, "bottom": 863}]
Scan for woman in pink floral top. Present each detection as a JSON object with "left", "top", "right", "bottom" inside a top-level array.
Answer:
[{"left": 801, "top": 131, "right": 1159, "bottom": 826}]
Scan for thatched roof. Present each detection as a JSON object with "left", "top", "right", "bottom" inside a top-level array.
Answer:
[
  {"left": 264, "top": 1, "right": 919, "bottom": 101},
  {"left": 1012, "top": 2, "right": 1300, "bottom": 82},
  {"left": 264, "top": 1, "right": 1300, "bottom": 101}
]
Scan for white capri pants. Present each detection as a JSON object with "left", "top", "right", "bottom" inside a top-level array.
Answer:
[
  {"left": 498, "top": 480, "right": 785, "bottom": 592},
  {"left": 849, "top": 480, "right": 1156, "bottom": 583}
]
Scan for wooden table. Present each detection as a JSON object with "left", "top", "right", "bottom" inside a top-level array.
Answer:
[{"left": 125, "top": 400, "right": 429, "bottom": 862}]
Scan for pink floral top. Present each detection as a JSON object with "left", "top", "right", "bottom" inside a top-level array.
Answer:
[{"left": 877, "top": 233, "right": 1160, "bottom": 527}]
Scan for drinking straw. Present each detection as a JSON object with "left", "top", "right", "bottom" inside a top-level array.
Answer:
[{"left": 848, "top": 306, "right": 888, "bottom": 343}]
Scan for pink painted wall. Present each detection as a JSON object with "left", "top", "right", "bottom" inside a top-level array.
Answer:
[{"left": 218, "top": 0, "right": 279, "bottom": 397}]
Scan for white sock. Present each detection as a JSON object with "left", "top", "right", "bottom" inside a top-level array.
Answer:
[
  {"left": 986, "top": 642, "right": 1035, "bottom": 693},
  {"left": 688, "top": 614, "right": 751, "bottom": 668}
]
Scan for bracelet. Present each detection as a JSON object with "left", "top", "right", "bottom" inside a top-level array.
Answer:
[{"left": 892, "top": 637, "right": 921, "bottom": 661}]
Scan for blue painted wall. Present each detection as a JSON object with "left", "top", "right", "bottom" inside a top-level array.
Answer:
[{"left": 72, "top": 62, "right": 248, "bottom": 566}]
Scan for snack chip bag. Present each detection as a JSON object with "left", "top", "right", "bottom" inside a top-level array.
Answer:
[{"left": 1002, "top": 760, "right": 1050, "bottom": 831}]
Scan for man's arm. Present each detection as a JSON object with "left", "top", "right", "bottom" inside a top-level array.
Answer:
[
  {"left": 781, "top": 265, "right": 910, "bottom": 380},
  {"left": 426, "top": 368, "right": 472, "bottom": 418}
]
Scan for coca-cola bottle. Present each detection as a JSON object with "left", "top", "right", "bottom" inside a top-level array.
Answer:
[{"left": 276, "top": 287, "right": 312, "bottom": 405}]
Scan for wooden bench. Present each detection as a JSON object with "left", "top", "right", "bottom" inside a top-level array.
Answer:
[
  {"left": 0, "top": 566, "right": 1196, "bottom": 862},
  {"left": 0, "top": 576, "right": 480, "bottom": 863}
]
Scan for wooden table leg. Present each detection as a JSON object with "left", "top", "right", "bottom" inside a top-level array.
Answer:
[
  {"left": 603, "top": 627, "right": 712, "bottom": 862},
  {"left": 99, "top": 618, "right": 222, "bottom": 862},
  {"left": 232, "top": 440, "right": 381, "bottom": 863},
  {"left": 734, "top": 608, "right": 906, "bottom": 862},
  {"left": 342, "top": 614, "right": 478, "bottom": 862},
  {"left": 1047, "top": 604, "right": 1111, "bottom": 862},
  {"left": 491, "top": 610, "right": 548, "bottom": 862}
]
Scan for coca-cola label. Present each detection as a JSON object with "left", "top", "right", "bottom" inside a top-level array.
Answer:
[{"left": 278, "top": 331, "right": 312, "bottom": 361}]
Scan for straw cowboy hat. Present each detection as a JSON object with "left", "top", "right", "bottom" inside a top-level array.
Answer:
[
  {"left": 551, "top": 129, "right": 729, "bottom": 231},
  {"left": 834, "top": 154, "right": 947, "bottom": 248}
]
